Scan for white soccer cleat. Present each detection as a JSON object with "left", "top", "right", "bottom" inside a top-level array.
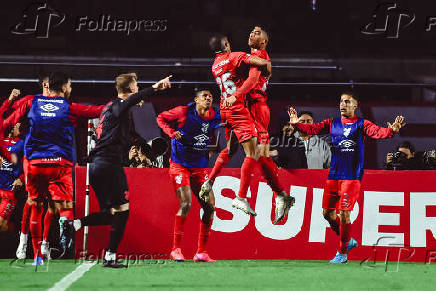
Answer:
[
  {"left": 199, "top": 180, "right": 213, "bottom": 202},
  {"left": 41, "top": 240, "right": 51, "bottom": 259},
  {"left": 273, "top": 193, "right": 295, "bottom": 224},
  {"left": 232, "top": 197, "right": 257, "bottom": 216},
  {"left": 16, "top": 232, "right": 28, "bottom": 260}
]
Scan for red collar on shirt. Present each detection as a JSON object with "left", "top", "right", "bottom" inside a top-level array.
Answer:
[
  {"left": 340, "top": 115, "right": 359, "bottom": 124},
  {"left": 197, "top": 107, "right": 215, "bottom": 121}
]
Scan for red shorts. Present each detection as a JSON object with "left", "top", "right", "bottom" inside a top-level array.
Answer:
[
  {"left": 0, "top": 196, "right": 17, "bottom": 221},
  {"left": 0, "top": 189, "right": 15, "bottom": 200},
  {"left": 322, "top": 180, "right": 361, "bottom": 211},
  {"left": 249, "top": 101, "right": 270, "bottom": 144},
  {"left": 221, "top": 106, "right": 257, "bottom": 143},
  {"left": 169, "top": 161, "right": 208, "bottom": 193},
  {"left": 25, "top": 161, "right": 73, "bottom": 202}
]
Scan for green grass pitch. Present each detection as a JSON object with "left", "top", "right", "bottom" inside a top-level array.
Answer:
[{"left": 0, "top": 259, "right": 435, "bottom": 290}]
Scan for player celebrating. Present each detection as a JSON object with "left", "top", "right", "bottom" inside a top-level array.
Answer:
[
  {"left": 69, "top": 73, "right": 171, "bottom": 268},
  {"left": 202, "top": 34, "right": 274, "bottom": 216},
  {"left": 157, "top": 89, "right": 221, "bottom": 262},
  {"left": 201, "top": 27, "right": 294, "bottom": 223},
  {"left": 11, "top": 77, "right": 59, "bottom": 260},
  {"left": 0, "top": 124, "right": 24, "bottom": 232},
  {"left": 3, "top": 72, "right": 104, "bottom": 265},
  {"left": 288, "top": 92, "right": 405, "bottom": 263}
]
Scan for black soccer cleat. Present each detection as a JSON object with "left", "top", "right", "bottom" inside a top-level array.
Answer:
[
  {"left": 59, "top": 217, "right": 75, "bottom": 254},
  {"left": 102, "top": 259, "right": 128, "bottom": 268}
]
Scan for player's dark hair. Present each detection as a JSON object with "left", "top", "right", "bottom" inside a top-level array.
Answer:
[
  {"left": 194, "top": 88, "right": 212, "bottom": 97},
  {"left": 209, "top": 34, "right": 226, "bottom": 53},
  {"left": 342, "top": 91, "right": 359, "bottom": 103},
  {"left": 49, "top": 72, "right": 71, "bottom": 92},
  {"left": 397, "top": 141, "right": 415, "bottom": 153},
  {"left": 38, "top": 73, "right": 49, "bottom": 89},
  {"left": 298, "top": 111, "right": 313, "bottom": 118}
]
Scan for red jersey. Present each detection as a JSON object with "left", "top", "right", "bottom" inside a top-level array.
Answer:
[
  {"left": 247, "top": 49, "right": 270, "bottom": 102},
  {"left": 211, "top": 52, "right": 252, "bottom": 110}
]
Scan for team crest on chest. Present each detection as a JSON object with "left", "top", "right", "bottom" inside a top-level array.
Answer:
[
  {"left": 343, "top": 127, "right": 352, "bottom": 137},
  {"left": 201, "top": 123, "right": 209, "bottom": 134}
]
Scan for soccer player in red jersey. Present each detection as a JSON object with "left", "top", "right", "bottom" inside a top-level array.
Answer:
[
  {"left": 157, "top": 89, "right": 221, "bottom": 262},
  {"left": 4, "top": 72, "right": 104, "bottom": 265},
  {"left": 203, "top": 34, "right": 272, "bottom": 216},
  {"left": 288, "top": 93, "right": 405, "bottom": 263},
  {"left": 201, "top": 27, "right": 294, "bottom": 223}
]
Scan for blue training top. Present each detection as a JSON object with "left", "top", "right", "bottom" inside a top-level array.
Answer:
[
  {"left": 170, "top": 103, "right": 221, "bottom": 168},
  {"left": 25, "top": 94, "right": 74, "bottom": 162},
  {"left": 0, "top": 139, "right": 24, "bottom": 190},
  {"left": 328, "top": 117, "right": 365, "bottom": 180}
]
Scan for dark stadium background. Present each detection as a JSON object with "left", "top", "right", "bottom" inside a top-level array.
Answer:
[{"left": 0, "top": 0, "right": 434, "bottom": 169}]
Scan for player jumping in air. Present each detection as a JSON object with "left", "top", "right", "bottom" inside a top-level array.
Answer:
[
  {"left": 201, "top": 27, "right": 294, "bottom": 223},
  {"left": 201, "top": 34, "right": 276, "bottom": 217},
  {"left": 288, "top": 92, "right": 405, "bottom": 263},
  {"left": 3, "top": 72, "right": 104, "bottom": 265},
  {"left": 11, "top": 77, "right": 60, "bottom": 260},
  {"left": 69, "top": 73, "right": 171, "bottom": 268},
  {"left": 157, "top": 89, "right": 221, "bottom": 262}
]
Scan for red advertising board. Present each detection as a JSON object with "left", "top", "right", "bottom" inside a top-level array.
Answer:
[{"left": 75, "top": 167, "right": 436, "bottom": 262}]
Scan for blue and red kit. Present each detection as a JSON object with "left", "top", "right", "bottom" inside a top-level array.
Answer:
[
  {"left": 157, "top": 103, "right": 221, "bottom": 189},
  {"left": 3, "top": 94, "right": 103, "bottom": 201},
  {"left": 295, "top": 115, "right": 393, "bottom": 210},
  {"left": 0, "top": 137, "right": 24, "bottom": 221}
]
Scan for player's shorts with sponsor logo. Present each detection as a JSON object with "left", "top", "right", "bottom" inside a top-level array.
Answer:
[
  {"left": 23, "top": 158, "right": 73, "bottom": 202},
  {"left": 322, "top": 179, "right": 361, "bottom": 211},
  {"left": 248, "top": 100, "right": 270, "bottom": 144},
  {"left": 169, "top": 161, "right": 208, "bottom": 192},
  {"left": 220, "top": 105, "right": 257, "bottom": 143},
  {"left": 0, "top": 189, "right": 17, "bottom": 220}
]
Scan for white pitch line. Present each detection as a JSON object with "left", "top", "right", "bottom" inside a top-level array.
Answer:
[{"left": 48, "top": 262, "right": 96, "bottom": 291}]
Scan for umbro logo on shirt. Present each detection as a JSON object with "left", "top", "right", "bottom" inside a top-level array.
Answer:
[
  {"left": 40, "top": 103, "right": 60, "bottom": 117},
  {"left": 41, "top": 103, "right": 60, "bottom": 112}
]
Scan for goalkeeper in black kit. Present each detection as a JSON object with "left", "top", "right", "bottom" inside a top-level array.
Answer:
[{"left": 67, "top": 73, "right": 171, "bottom": 268}]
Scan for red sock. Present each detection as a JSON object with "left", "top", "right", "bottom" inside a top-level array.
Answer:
[
  {"left": 173, "top": 215, "right": 186, "bottom": 250},
  {"left": 43, "top": 210, "right": 54, "bottom": 241},
  {"left": 238, "top": 157, "right": 258, "bottom": 198},
  {"left": 197, "top": 219, "right": 213, "bottom": 253},
  {"left": 338, "top": 223, "right": 351, "bottom": 254},
  {"left": 30, "top": 204, "right": 43, "bottom": 259},
  {"left": 259, "top": 156, "right": 283, "bottom": 194},
  {"left": 209, "top": 148, "right": 230, "bottom": 182},
  {"left": 21, "top": 202, "right": 31, "bottom": 234},
  {"left": 59, "top": 208, "right": 73, "bottom": 220}
]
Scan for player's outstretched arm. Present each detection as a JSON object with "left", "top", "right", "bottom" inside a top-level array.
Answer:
[
  {"left": 113, "top": 75, "right": 172, "bottom": 117},
  {"left": 288, "top": 106, "right": 332, "bottom": 135},
  {"left": 364, "top": 116, "right": 405, "bottom": 139}
]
